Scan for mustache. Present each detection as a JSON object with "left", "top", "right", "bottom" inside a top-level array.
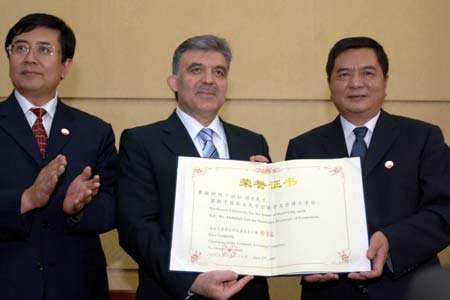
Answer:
[{"left": 197, "top": 84, "right": 217, "bottom": 94}]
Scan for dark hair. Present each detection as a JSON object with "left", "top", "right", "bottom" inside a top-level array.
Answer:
[
  {"left": 172, "top": 34, "right": 231, "bottom": 74},
  {"left": 5, "top": 13, "right": 76, "bottom": 62},
  {"left": 326, "top": 37, "right": 389, "bottom": 81}
]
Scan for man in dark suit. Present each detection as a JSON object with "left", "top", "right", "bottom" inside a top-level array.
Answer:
[
  {"left": 286, "top": 37, "right": 450, "bottom": 300},
  {"left": 0, "top": 13, "right": 117, "bottom": 300},
  {"left": 116, "top": 35, "right": 270, "bottom": 300}
]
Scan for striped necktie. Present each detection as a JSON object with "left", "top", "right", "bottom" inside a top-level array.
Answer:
[{"left": 198, "top": 128, "right": 219, "bottom": 158}]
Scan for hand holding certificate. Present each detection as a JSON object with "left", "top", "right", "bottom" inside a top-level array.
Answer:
[{"left": 170, "top": 157, "right": 371, "bottom": 276}]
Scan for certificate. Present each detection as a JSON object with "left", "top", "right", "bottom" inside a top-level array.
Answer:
[{"left": 170, "top": 157, "right": 371, "bottom": 276}]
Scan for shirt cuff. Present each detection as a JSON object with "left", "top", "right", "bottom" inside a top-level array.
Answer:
[{"left": 184, "top": 289, "right": 196, "bottom": 300}]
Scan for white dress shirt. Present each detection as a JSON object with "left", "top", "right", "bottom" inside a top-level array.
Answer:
[
  {"left": 340, "top": 112, "right": 380, "bottom": 156},
  {"left": 176, "top": 107, "right": 229, "bottom": 159}
]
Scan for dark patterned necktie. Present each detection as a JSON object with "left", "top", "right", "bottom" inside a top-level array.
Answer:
[
  {"left": 198, "top": 128, "right": 219, "bottom": 158},
  {"left": 31, "top": 108, "right": 48, "bottom": 158}
]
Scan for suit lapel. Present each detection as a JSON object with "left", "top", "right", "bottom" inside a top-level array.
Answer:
[
  {"left": 321, "top": 117, "right": 349, "bottom": 158},
  {"left": 222, "top": 120, "right": 247, "bottom": 160},
  {"left": 0, "top": 94, "right": 43, "bottom": 165},
  {"left": 161, "top": 112, "right": 200, "bottom": 158},
  {"left": 364, "top": 110, "right": 399, "bottom": 177},
  {"left": 45, "top": 100, "right": 74, "bottom": 161}
]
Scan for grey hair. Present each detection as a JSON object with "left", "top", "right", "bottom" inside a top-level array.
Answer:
[{"left": 171, "top": 34, "right": 232, "bottom": 74}]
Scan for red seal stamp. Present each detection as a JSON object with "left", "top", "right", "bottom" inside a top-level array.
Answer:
[
  {"left": 221, "top": 242, "right": 237, "bottom": 258},
  {"left": 190, "top": 250, "right": 202, "bottom": 263}
]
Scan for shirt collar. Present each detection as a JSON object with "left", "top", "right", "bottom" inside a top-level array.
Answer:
[
  {"left": 15, "top": 89, "right": 58, "bottom": 118},
  {"left": 175, "top": 107, "right": 226, "bottom": 140},
  {"left": 340, "top": 111, "right": 380, "bottom": 139}
]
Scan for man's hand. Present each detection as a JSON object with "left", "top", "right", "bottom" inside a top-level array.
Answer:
[
  {"left": 21, "top": 154, "right": 67, "bottom": 214},
  {"left": 303, "top": 273, "right": 339, "bottom": 283},
  {"left": 302, "top": 231, "right": 389, "bottom": 282},
  {"left": 190, "top": 270, "right": 253, "bottom": 300},
  {"left": 348, "top": 231, "right": 389, "bottom": 280},
  {"left": 63, "top": 166, "right": 100, "bottom": 215},
  {"left": 249, "top": 155, "right": 269, "bottom": 163}
]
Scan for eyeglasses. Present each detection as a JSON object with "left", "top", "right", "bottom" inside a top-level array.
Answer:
[{"left": 6, "top": 42, "right": 57, "bottom": 57}]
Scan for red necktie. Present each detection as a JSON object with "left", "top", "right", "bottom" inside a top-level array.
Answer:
[{"left": 31, "top": 108, "right": 48, "bottom": 158}]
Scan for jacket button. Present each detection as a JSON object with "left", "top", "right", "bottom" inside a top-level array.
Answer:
[
  {"left": 36, "top": 263, "right": 45, "bottom": 271},
  {"left": 355, "top": 284, "right": 369, "bottom": 294}
]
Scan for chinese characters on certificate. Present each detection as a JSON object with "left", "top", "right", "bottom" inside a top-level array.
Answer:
[{"left": 171, "top": 157, "right": 371, "bottom": 276}]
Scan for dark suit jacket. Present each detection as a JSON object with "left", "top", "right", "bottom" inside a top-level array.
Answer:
[
  {"left": 0, "top": 93, "right": 118, "bottom": 300},
  {"left": 286, "top": 110, "right": 450, "bottom": 300},
  {"left": 116, "top": 112, "right": 270, "bottom": 300}
]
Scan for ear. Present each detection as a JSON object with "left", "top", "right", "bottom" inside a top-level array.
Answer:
[
  {"left": 167, "top": 74, "right": 178, "bottom": 92},
  {"left": 60, "top": 58, "right": 72, "bottom": 80}
]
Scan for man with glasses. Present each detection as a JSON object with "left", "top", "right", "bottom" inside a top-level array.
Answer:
[{"left": 0, "top": 13, "right": 117, "bottom": 300}]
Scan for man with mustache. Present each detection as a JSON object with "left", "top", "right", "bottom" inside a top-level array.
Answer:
[
  {"left": 0, "top": 13, "right": 117, "bottom": 300},
  {"left": 286, "top": 36, "right": 450, "bottom": 300},
  {"left": 116, "top": 35, "right": 270, "bottom": 300}
]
